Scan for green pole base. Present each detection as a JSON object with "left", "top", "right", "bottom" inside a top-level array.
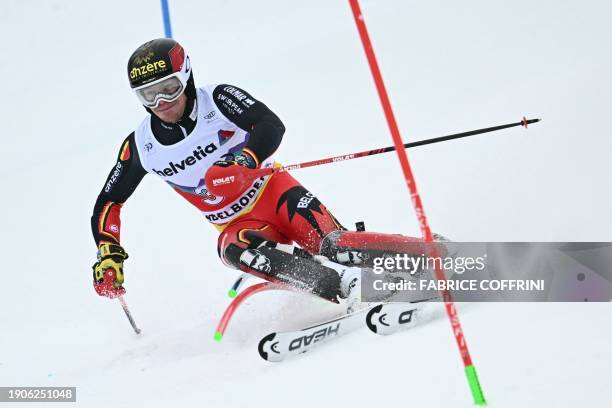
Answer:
[
  {"left": 465, "top": 365, "right": 487, "bottom": 406},
  {"left": 213, "top": 331, "right": 223, "bottom": 342},
  {"left": 228, "top": 289, "right": 238, "bottom": 298}
]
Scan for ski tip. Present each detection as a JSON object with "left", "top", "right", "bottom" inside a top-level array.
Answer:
[
  {"left": 213, "top": 331, "right": 224, "bottom": 342},
  {"left": 227, "top": 289, "right": 238, "bottom": 298},
  {"left": 258, "top": 332, "right": 277, "bottom": 361}
]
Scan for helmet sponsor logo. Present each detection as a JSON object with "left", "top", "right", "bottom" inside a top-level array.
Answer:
[
  {"left": 130, "top": 60, "right": 167, "bottom": 80},
  {"left": 133, "top": 51, "right": 155, "bottom": 65}
]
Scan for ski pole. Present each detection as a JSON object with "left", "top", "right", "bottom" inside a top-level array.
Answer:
[
  {"left": 250, "top": 117, "right": 539, "bottom": 178},
  {"left": 279, "top": 117, "right": 539, "bottom": 172},
  {"left": 118, "top": 295, "right": 141, "bottom": 334}
]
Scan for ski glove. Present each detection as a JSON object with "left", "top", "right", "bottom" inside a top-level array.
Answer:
[
  {"left": 215, "top": 152, "right": 258, "bottom": 169},
  {"left": 92, "top": 243, "right": 128, "bottom": 298},
  {"left": 205, "top": 151, "right": 267, "bottom": 200}
]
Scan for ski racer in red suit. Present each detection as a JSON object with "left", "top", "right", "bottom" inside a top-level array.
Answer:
[{"left": 91, "top": 38, "right": 434, "bottom": 304}]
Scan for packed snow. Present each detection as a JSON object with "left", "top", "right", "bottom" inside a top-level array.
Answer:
[{"left": 1, "top": 0, "right": 611, "bottom": 406}]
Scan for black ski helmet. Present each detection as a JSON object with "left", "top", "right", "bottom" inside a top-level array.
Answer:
[{"left": 127, "top": 38, "right": 196, "bottom": 107}]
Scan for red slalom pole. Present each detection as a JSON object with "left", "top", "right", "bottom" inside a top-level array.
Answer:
[
  {"left": 348, "top": 0, "right": 486, "bottom": 405},
  {"left": 213, "top": 282, "right": 291, "bottom": 342}
]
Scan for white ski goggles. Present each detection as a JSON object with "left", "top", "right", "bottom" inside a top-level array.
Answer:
[{"left": 133, "top": 73, "right": 186, "bottom": 108}]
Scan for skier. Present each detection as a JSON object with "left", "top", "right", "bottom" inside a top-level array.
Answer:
[{"left": 91, "top": 38, "right": 435, "bottom": 305}]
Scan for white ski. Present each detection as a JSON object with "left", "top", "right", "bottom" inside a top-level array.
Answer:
[
  {"left": 365, "top": 302, "right": 423, "bottom": 335},
  {"left": 258, "top": 302, "right": 424, "bottom": 362},
  {"left": 258, "top": 306, "right": 372, "bottom": 362}
]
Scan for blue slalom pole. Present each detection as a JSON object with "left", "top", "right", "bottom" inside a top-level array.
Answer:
[{"left": 160, "top": 0, "right": 173, "bottom": 38}]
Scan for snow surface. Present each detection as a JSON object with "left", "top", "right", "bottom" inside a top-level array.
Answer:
[{"left": 1, "top": 0, "right": 611, "bottom": 407}]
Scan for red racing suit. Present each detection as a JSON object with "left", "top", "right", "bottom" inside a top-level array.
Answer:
[{"left": 92, "top": 84, "right": 428, "bottom": 300}]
